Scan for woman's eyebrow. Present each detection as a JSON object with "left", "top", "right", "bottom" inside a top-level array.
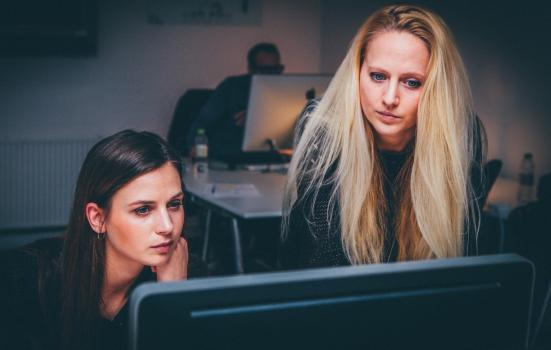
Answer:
[
  {"left": 368, "top": 65, "right": 425, "bottom": 79},
  {"left": 367, "top": 65, "right": 388, "bottom": 73},
  {"left": 402, "top": 71, "right": 425, "bottom": 79},
  {"left": 128, "top": 200, "right": 155, "bottom": 206},
  {"left": 127, "top": 191, "right": 184, "bottom": 206}
]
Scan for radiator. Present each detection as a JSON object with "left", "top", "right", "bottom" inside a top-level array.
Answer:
[{"left": 0, "top": 138, "right": 100, "bottom": 230}]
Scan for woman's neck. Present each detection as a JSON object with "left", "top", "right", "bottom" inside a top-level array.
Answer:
[
  {"left": 101, "top": 246, "right": 144, "bottom": 320},
  {"left": 375, "top": 130, "right": 415, "bottom": 153}
]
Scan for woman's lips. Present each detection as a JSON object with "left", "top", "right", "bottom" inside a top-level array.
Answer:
[
  {"left": 151, "top": 240, "right": 173, "bottom": 254},
  {"left": 376, "top": 111, "right": 401, "bottom": 123}
]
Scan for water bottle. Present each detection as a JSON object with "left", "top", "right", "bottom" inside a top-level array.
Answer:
[
  {"left": 193, "top": 129, "right": 208, "bottom": 175},
  {"left": 517, "top": 153, "right": 535, "bottom": 205}
]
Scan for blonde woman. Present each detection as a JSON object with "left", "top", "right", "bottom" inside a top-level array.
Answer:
[{"left": 280, "top": 4, "right": 486, "bottom": 269}]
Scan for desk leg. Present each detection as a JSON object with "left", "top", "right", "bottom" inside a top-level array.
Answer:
[
  {"left": 498, "top": 217, "right": 506, "bottom": 253},
  {"left": 231, "top": 218, "right": 244, "bottom": 274},
  {"left": 201, "top": 209, "right": 212, "bottom": 261}
]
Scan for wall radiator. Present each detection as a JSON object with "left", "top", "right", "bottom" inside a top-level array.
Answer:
[{"left": 0, "top": 138, "right": 100, "bottom": 230}]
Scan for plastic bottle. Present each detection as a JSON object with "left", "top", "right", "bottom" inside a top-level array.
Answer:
[
  {"left": 517, "top": 153, "right": 535, "bottom": 205},
  {"left": 193, "top": 129, "right": 208, "bottom": 175}
]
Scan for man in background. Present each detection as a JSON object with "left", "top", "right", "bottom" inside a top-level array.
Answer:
[{"left": 187, "top": 42, "right": 284, "bottom": 157}]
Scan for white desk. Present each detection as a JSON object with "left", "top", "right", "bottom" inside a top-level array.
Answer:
[
  {"left": 184, "top": 169, "right": 286, "bottom": 218},
  {"left": 183, "top": 168, "right": 287, "bottom": 273}
]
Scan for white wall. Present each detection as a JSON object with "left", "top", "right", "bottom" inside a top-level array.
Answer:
[
  {"left": 0, "top": 0, "right": 321, "bottom": 141},
  {"left": 1, "top": 0, "right": 549, "bottom": 180},
  {"left": 320, "top": 0, "right": 551, "bottom": 180}
]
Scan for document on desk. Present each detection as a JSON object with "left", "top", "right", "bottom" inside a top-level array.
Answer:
[{"left": 204, "top": 183, "right": 260, "bottom": 198}]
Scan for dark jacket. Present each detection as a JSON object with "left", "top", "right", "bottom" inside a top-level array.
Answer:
[
  {"left": 280, "top": 150, "right": 414, "bottom": 269},
  {"left": 0, "top": 237, "right": 207, "bottom": 350},
  {"left": 279, "top": 103, "right": 486, "bottom": 270},
  {"left": 187, "top": 74, "right": 252, "bottom": 157}
]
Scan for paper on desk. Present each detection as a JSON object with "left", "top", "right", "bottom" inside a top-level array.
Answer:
[{"left": 204, "top": 183, "right": 260, "bottom": 198}]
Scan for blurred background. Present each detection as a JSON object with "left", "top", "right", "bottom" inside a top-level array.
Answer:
[{"left": 1, "top": 0, "right": 549, "bottom": 229}]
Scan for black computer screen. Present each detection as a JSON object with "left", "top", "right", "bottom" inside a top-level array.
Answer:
[{"left": 128, "top": 254, "right": 533, "bottom": 350}]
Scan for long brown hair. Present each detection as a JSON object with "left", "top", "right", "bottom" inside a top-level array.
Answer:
[{"left": 60, "top": 130, "right": 182, "bottom": 349}]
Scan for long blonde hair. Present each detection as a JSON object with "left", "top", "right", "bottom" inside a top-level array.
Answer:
[{"left": 282, "top": 4, "right": 483, "bottom": 264}]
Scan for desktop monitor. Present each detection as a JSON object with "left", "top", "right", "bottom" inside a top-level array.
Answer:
[
  {"left": 241, "top": 74, "right": 332, "bottom": 152},
  {"left": 128, "top": 254, "right": 533, "bottom": 350}
]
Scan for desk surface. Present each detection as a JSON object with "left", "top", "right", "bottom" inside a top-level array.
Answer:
[
  {"left": 183, "top": 168, "right": 287, "bottom": 219},
  {"left": 486, "top": 176, "right": 519, "bottom": 217}
]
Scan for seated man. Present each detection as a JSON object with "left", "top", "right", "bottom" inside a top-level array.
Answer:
[{"left": 187, "top": 42, "right": 284, "bottom": 157}]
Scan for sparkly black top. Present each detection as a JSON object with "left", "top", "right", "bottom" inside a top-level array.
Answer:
[
  {"left": 279, "top": 149, "right": 412, "bottom": 269},
  {"left": 279, "top": 102, "right": 485, "bottom": 270}
]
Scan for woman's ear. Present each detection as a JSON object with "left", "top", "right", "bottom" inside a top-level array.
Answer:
[{"left": 85, "top": 202, "right": 106, "bottom": 234}]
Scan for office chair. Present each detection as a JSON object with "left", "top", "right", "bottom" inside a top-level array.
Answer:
[
  {"left": 167, "top": 89, "right": 213, "bottom": 156},
  {"left": 473, "top": 159, "right": 503, "bottom": 255},
  {"left": 506, "top": 174, "right": 551, "bottom": 347},
  {"left": 481, "top": 159, "right": 503, "bottom": 207}
]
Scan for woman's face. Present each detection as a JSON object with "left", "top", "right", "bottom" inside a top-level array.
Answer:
[
  {"left": 359, "top": 30, "right": 429, "bottom": 152},
  {"left": 102, "top": 162, "right": 184, "bottom": 269}
]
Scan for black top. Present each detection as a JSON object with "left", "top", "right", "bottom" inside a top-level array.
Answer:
[
  {"left": 186, "top": 74, "right": 252, "bottom": 157},
  {"left": 0, "top": 237, "right": 207, "bottom": 350},
  {"left": 279, "top": 150, "right": 411, "bottom": 269},
  {"left": 279, "top": 103, "right": 486, "bottom": 270}
]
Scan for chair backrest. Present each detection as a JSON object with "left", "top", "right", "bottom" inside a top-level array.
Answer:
[
  {"left": 167, "top": 89, "right": 213, "bottom": 156},
  {"left": 506, "top": 201, "right": 551, "bottom": 348},
  {"left": 481, "top": 159, "right": 503, "bottom": 206}
]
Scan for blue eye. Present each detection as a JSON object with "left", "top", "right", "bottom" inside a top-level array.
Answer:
[
  {"left": 405, "top": 79, "right": 421, "bottom": 88},
  {"left": 370, "top": 72, "right": 386, "bottom": 81},
  {"left": 168, "top": 199, "right": 183, "bottom": 210},
  {"left": 134, "top": 206, "right": 151, "bottom": 216}
]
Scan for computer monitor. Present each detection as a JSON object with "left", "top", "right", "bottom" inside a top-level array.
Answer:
[
  {"left": 241, "top": 74, "right": 332, "bottom": 152},
  {"left": 128, "top": 254, "right": 533, "bottom": 350}
]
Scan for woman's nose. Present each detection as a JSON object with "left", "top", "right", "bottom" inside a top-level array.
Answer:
[
  {"left": 383, "top": 81, "right": 399, "bottom": 107},
  {"left": 156, "top": 209, "right": 174, "bottom": 236}
]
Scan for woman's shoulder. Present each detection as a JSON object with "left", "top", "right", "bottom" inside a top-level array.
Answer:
[
  {"left": 2, "top": 237, "right": 63, "bottom": 276},
  {"left": 17, "top": 236, "right": 64, "bottom": 258},
  {"left": 0, "top": 237, "right": 63, "bottom": 348},
  {"left": 1, "top": 237, "right": 63, "bottom": 302}
]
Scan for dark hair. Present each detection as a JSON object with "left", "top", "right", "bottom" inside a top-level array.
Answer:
[
  {"left": 247, "top": 42, "right": 280, "bottom": 69},
  {"left": 60, "top": 130, "right": 182, "bottom": 349}
]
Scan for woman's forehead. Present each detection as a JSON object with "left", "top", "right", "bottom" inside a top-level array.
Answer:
[
  {"left": 112, "top": 163, "right": 182, "bottom": 205},
  {"left": 365, "top": 31, "right": 429, "bottom": 75}
]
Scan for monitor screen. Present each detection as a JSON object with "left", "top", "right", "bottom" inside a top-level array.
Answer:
[
  {"left": 242, "top": 74, "right": 332, "bottom": 152},
  {"left": 128, "top": 254, "right": 533, "bottom": 350}
]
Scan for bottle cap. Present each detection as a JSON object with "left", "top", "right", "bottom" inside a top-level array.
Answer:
[
  {"left": 197, "top": 129, "right": 205, "bottom": 135},
  {"left": 524, "top": 153, "right": 533, "bottom": 159}
]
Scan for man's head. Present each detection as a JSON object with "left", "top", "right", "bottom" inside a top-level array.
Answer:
[{"left": 247, "top": 42, "right": 284, "bottom": 75}]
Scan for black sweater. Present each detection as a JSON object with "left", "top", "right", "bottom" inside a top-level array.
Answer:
[
  {"left": 280, "top": 103, "right": 485, "bottom": 270},
  {"left": 279, "top": 148, "right": 484, "bottom": 270},
  {"left": 280, "top": 150, "right": 410, "bottom": 269},
  {"left": 0, "top": 237, "right": 207, "bottom": 350}
]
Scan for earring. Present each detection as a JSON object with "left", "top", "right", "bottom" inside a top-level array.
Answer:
[{"left": 97, "top": 231, "right": 106, "bottom": 240}]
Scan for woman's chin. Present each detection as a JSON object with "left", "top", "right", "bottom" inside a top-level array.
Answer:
[{"left": 144, "top": 255, "right": 170, "bottom": 268}]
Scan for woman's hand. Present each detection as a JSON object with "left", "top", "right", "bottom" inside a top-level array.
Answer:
[{"left": 153, "top": 237, "right": 189, "bottom": 282}]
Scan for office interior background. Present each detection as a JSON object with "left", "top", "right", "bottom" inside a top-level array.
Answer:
[{"left": 0, "top": 0, "right": 549, "bottom": 229}]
